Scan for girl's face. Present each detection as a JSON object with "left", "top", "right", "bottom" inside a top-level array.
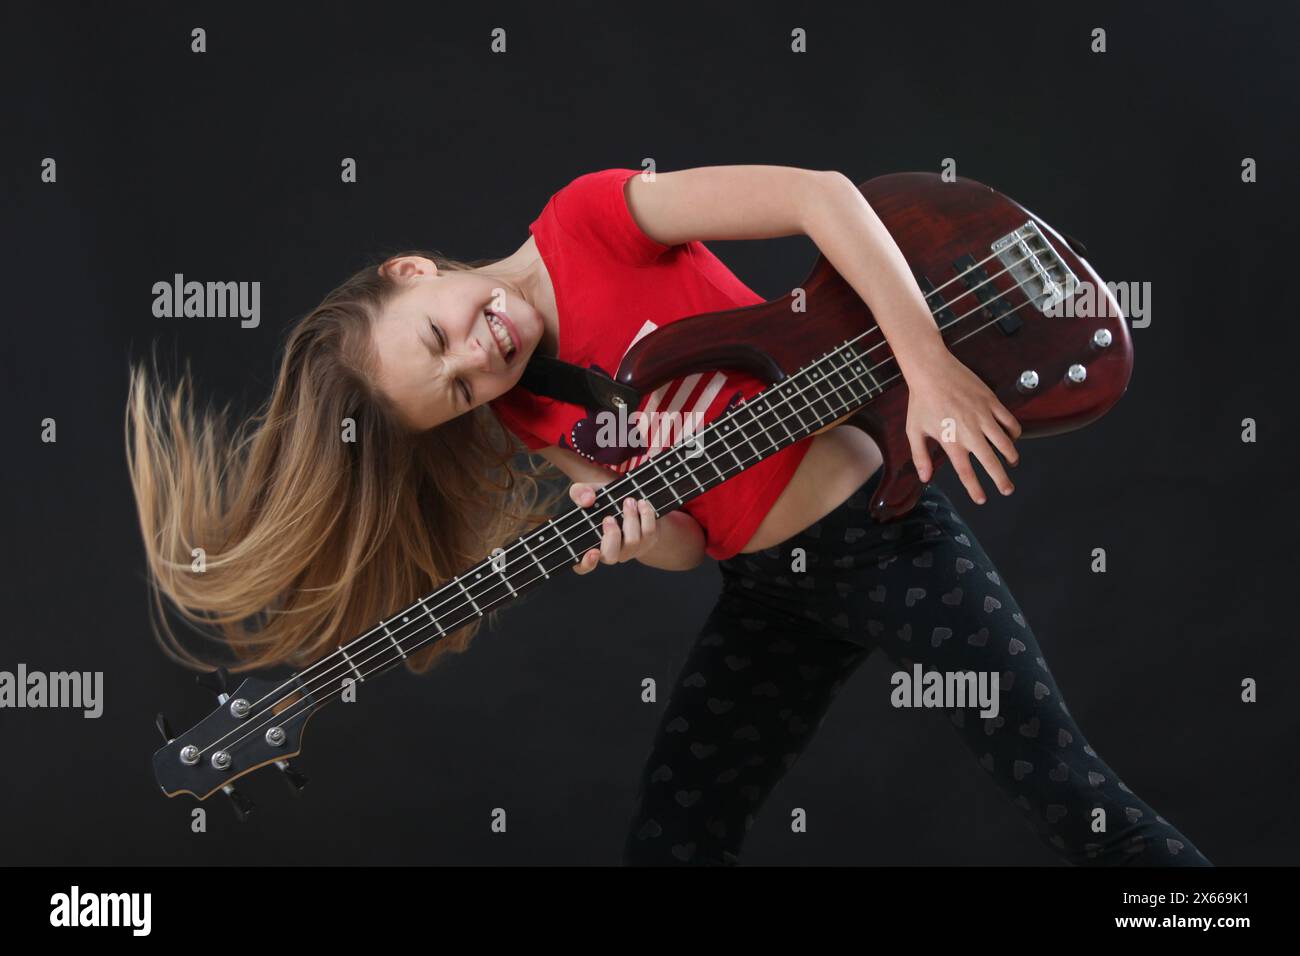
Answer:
[{"left": 370, "top": 257, "right": 544, "bottom": 431}]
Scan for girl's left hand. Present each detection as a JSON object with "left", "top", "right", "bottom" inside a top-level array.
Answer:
[
  {"left": 903, "top": 351, "right": 1023, "bottom": 505},
  {"left": 569, "top": 480, "right": 659, "bottom": 574}
]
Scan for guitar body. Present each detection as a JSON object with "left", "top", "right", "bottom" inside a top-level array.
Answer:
[{"left": 616, "top": 172, "right": 1134, "bottom": 520}]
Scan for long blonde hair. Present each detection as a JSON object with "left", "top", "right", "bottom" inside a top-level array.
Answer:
[{"left": 125, "top": 251, "right": 564, "bottom": 675}]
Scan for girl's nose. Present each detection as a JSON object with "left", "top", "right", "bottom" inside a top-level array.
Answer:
[
  {"left": 468, "top": 337, "right": 491, "bottom": 370},
  {"left": 449, "top": 337, "right": 485, "bottom": 369}
]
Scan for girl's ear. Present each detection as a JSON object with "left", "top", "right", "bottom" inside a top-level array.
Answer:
[{"left": 378, "top": 255, "right": 435, "bottom": 280}]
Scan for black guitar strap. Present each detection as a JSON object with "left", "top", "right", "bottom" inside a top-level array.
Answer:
[{"left": 518, "top": 351, "right": 642, "bottom": 414}]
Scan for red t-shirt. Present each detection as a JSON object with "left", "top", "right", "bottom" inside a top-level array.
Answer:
[{"left": 489, "top": 168, "right": 814, "bottom": 561}]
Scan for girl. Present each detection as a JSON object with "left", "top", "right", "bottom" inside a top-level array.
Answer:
[{"left": 126, "top": 165, "right": 1209, "bottom": 866}]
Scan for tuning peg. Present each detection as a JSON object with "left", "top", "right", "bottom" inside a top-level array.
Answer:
[
  {"left": 276, "top": 759, "right": 309, "bottom": 796},
  {"left": 221, "top": 784, "right": 254, "bottom": 822},
  {"left": 155, "top": 712, "right": 175, "bottom": 743},
  {"left": 196, "top": 666, "right": 231, "bottom": 700}
]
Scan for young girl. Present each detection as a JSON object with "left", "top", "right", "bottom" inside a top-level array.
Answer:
[{"left": 127, "top": 165, "right": 1209, "bottom": 867}]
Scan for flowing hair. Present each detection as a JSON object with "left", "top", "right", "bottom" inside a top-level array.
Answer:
[{"left": 124, "top": 251, "right": 565, "bottom": 675}]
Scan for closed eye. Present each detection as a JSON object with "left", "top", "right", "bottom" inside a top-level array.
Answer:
[{"left": 428, "top": 319, "right": 472, "bottom": 406}]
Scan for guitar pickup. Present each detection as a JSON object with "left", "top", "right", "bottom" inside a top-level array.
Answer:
[{"left": 953, "top": 253, "right": 1023, "bottom": 335}]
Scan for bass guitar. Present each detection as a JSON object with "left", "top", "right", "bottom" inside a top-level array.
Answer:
[{"left": 151, "top": 172, "right": 1133, "bottom": 816}]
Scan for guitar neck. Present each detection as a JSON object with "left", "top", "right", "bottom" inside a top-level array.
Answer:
[{"left": 315, "top": 335, "right": 887, "bottom": 688}]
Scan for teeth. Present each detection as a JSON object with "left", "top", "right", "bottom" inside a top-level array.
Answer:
[{"left": 487, "top": 311, "right": 514, "bottom": 357}]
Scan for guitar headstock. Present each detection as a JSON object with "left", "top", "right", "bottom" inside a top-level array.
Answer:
[{"left": 153, "top": 668, "right": 319, "bottom": 819}]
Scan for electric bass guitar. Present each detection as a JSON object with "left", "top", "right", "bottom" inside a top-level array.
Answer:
[{"left": 151, "top": 172, "right": 1134, "bottom": 816}]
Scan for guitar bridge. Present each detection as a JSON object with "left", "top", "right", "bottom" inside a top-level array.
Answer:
[{"left": 991, "top": 220, "right": 1080, "bottom": 314}]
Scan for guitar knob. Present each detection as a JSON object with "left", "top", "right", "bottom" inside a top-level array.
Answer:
[
  {"left": 276, "top": 759, "right": 309, "bottom": 795},
  {"left": 1091, "top": 328, "right": 1113, "bottom": 348},
  {"left": 1016, "top": 370, "right": 1040, "bottom": 393},
  {"left": 222, "top": 784, "right": 255, "bottom": 822},
  {"left": 1066, "top": 364, "right": 1087, "bottom": 384},
  {"left": 155, "top": 712, "right": 175, "bottom": 743}
]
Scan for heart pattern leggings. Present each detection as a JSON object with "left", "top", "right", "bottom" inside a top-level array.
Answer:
[{"left": 621, "top": 468, "right": 1210, "bottom": 866}]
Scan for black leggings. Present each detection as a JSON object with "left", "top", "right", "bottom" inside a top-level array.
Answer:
[{"left": 622, "top": 469, "right": 1210, "bottom": 866}]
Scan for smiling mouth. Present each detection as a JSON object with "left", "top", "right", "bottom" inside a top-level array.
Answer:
[{"left": 485, "top": 309, "right": 517, "bottom": 362}]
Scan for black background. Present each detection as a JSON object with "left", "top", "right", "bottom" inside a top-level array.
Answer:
[{"left": 2, "top": 0, "right": 1296, "bottom": 866}]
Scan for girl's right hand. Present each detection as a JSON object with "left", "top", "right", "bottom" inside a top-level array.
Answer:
[{"left": 902, "top": 349, "right": 1022, "bottom": 504}]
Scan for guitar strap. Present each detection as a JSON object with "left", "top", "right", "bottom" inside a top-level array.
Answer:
[{"left": 518, "top": 351, "right": 642, "bottom": 414}]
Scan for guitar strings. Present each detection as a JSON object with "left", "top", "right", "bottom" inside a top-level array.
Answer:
[
  {"left": 194, "top": 246, "right": 1074, "bottom": 763},
  {"left": 210, "top": 284, "right": 1050, "bottom": 763}
]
